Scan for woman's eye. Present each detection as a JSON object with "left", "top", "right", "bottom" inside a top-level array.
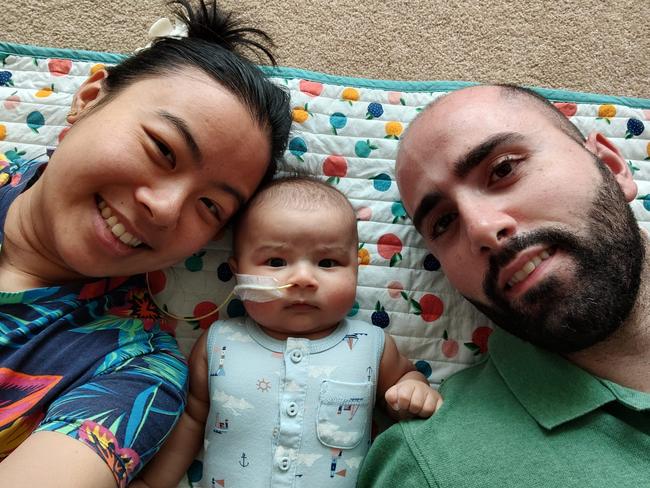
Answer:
[
  {"left": 154, "top": 139, "right": 175, "bottom": 167},
  {"left": 200, "top": 198, "right": 220, "bottom": 218},
  {"left": 319, "top": 259, "right": 338, "bottom": 268},
  {"left": 431, "top": 212, "right": 457, "bottom": 239},
  {"left": 266, "top": 258, "right": 286, "bottom": 267}
]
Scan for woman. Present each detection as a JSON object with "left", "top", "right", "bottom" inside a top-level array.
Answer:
[{"left": 0, "top": 1, "right": 291, "bottom": 486}]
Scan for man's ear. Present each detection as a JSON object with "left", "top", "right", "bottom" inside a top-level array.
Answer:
[
  {"left": 227, "top": 256, "right": 238, "bottom": 275},
  {"left": 584, "top": 132, "right": 637, "bottom": 202},
  {"left": 67, "top": 68, "right": 108, "bottom": 124}
]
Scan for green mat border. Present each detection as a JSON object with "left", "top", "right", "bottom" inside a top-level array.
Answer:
[{"left": 2, "top": 41, "right": 649, "bottom": 109}]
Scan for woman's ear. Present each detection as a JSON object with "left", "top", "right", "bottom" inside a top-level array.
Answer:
[
  {"left": 227, "top": 256, "right": 238, "bottom": 275},
  {"left": 584, "top": 132, "right": 637, "bottom": 202},
  {"left": 66, "top": 68, "right": 109, "bottom": 124}
]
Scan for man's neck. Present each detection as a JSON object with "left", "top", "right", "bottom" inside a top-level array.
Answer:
[{"left": 566, "top": 234, "right": 650, "bottom": 393}]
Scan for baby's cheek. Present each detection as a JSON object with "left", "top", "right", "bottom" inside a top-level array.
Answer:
[{"left": 242, "top": 301, "right": 275, "bottom": 325}]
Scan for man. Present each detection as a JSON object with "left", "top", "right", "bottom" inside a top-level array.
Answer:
[{"left": 357, "top": 84, "right": 649, "bottom": 487}]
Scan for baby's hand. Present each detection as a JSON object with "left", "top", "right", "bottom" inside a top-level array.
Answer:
[{"left": 384, "top": 379, "right": 443, "bottom": 419}]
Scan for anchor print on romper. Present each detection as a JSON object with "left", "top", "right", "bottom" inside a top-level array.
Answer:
[
  {"left": 212, "top": 412, "right": 229, "bottom": 434},
  {"left": 210, "top": 346, "right": 227, "bottom": 376},
  {"left": 330, "top": 448, "right": 346, "bottom": 478},
  {"left": 239, "top": 452, "right": 249, "bottom": 467},
  {"left": 341, "top": 332, "right": 368, "bottom": 351}
]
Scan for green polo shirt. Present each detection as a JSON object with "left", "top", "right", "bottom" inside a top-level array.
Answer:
[{"left": 358, "top": 328, "right": 650, "bottom": 487}]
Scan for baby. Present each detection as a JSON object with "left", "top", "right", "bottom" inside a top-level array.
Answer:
[{"left": 134, "top": 176, "right": 442, "bottom": 488}]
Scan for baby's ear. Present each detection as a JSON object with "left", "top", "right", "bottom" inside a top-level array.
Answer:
[{"left": 227, "top": 257, "right": 238, "bottom": 274}]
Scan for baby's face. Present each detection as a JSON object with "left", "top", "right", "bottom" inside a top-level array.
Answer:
[{"left": 233, "top": 201, "right": 358, "bottom": 340}]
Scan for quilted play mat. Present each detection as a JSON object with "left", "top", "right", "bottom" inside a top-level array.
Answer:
[{"left": 1, "top": 40, "right": 649, "bottom": 412}]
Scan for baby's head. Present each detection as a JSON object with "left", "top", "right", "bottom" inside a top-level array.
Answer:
[{"left": 230, "top": 176, "right": 359, "bottom": 340}]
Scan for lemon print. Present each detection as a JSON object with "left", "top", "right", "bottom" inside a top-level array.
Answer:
[
  {"left": 0, "top": 124, "right": 5, "bottom": 140},
  {"left": 342, "top": 87, "right": 360, "bottom": 104},
  {"left": 358, "top": 245, "right": 370, "bottom": 266},
  {"left": 0, "top": 173, "right": 9, "bottom": 186},
  {"left": 598, "top": 104, "right": 616, "bottom": 118},
  {"left": 90, "top": 63, "right": 106, "bottom": 75},
  {"left": 292, "top": 104, "right": 310, "bottom": 123},
  {"left": 385, "top": 121, "right": 403, "bottom": 139},
  {"left": 35, "top": 84, "right": 54, "bottom": 98}
]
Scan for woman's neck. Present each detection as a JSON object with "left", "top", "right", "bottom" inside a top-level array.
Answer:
[{"left": 0, "top": 190, "right": 83, "bottom": 290}]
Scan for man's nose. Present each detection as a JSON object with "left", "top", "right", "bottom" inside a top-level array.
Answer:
[
  {"left": 288, "top": 263, "right": 319, "bottom": 289},
  {"left": 461, "top": 200, "right": 516, "bottom": 255},
  {"left": 134, "top": 178, "right": 188, "bottom": 229}
]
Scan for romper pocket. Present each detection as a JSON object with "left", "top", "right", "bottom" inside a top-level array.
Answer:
[{"left": 316, "top": 379, "right": 372, "bottom": 449}]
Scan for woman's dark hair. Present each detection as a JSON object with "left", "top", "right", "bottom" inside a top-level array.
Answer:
[{"left": 102, "top": 0, "right": 291, "bottom": 186}]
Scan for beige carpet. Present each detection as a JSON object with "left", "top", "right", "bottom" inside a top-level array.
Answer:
[{"left": 4, "top": 0, "right": 648, "bottom": 98}]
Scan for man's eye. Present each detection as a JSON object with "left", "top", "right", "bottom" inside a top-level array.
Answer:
[
  {"left": 489, "top": 157, "right": 520, "bottom": 183},
  {"left": 431, "top": 212, "right": 457, "bottom": 239},
  {"left": 266, "top": 258, "right": 286, "bottom": 267},
  {"left": 319, "top": 259, "right": 338, "bottom": 268},
  {"left": 200, "top": 198, "right": 220, "bottom": 218}
]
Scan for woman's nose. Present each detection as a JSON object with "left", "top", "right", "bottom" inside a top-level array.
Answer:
[{"left": 134, "top": 180, "right": 187, "bottom": 229}]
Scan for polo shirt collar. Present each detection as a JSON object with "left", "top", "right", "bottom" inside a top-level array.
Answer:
[{"left": 489, "top": 327, "right": 615, "bottom": 430}]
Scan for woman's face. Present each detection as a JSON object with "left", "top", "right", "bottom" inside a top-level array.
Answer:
[{"left": 29, "top": 68, "right": 271, "bottom": 280}]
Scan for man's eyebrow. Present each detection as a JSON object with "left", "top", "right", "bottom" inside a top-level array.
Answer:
[
  {"left": 412, "top": 191, "right": 442, "bottom": 232},
  {"left": 453, "top": 132, "right": 524, "bottom": 178},
  {"left": 158, "top": 110, "right": 202, "bottom": 162}
]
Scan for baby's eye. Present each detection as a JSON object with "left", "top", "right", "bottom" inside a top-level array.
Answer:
[
  {"left": 319, "top": 259, "right": 339, "bottom": 268},
  {"left": 430, "top": 212, "right": 457, "bottom": 239},
  {"left": 154, "top": 138, "right": 176, "bottom": 167},
  {"left": 266, "top": 258, "right": 286, "bottom": 267},
  {"left": 200, "top": 198, "right": 220, "bottom": 218}
]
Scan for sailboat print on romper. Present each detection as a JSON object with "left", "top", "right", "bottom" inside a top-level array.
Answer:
[{"left": 342, "top": 332, "right": 368, "bottom": 350}]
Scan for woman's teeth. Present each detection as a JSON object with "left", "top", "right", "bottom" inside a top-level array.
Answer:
[
  {"left": 98, "top": 200, "right": 142, "bottom": 247},
  {"left": 507, "top": 249, "right": 551, "bottom": 288}
]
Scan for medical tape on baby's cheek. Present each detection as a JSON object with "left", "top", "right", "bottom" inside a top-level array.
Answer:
[{"left": 233, "top": 273, "right": 292, "bottom": 302}]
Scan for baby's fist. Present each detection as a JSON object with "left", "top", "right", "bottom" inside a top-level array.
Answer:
[{"left": 384, "top": 379, "right": 443, "bottom": 419}]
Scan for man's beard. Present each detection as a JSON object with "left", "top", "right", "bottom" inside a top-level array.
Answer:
[{"left": 469, "top": 161, "right": 644, "bottom": 353}]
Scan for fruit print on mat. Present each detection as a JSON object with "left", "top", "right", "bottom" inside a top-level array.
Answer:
[
  {"left": 464, "top": 326, "right": 494, "bottom": 355},
  {"left": 323, "top": 155, "right": 347, "bottom": 184},
  {"left": 401, "top": 292, "right": 444, "bottom": 322},
  {"left": 299, "top": 79, "right": 323, "bottom": 97},
  {"left": 377, "top": 233, "right": 402, "bottom": 267},
  {"left": 341, "top": 87, "right": 359, "bottom": 104},
  {"left": 47, "top": 58, "right": 72, "bottom": 76},
  {"left": 26, "top": 111, "right": 45, "bottom": 133},
  {"left": 371, "top": 301, "right": 389, "bottom": 328},
  {"left": 625, "top": 118, "right": 644, "bottom": 139},
  {"left": 371, "top": 173, "right": 391, "bottom": 191},
  {"left": 329, "top": 112, "right": 347, "bottom": 135},
  {"left": 366, "top": 102, "right": 384, "bottom": 119}
]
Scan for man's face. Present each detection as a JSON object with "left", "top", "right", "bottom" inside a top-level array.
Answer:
[{"left": 397, "top": 86, "right": 642, "bottom": 352}]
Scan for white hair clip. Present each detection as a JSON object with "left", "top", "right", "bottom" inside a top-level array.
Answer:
[
  {"left": 136, "top": 16, "right": 189, "bottom": 52},
  {"left": 234, "top": 274, "right": 293, "bottom": 303}
]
